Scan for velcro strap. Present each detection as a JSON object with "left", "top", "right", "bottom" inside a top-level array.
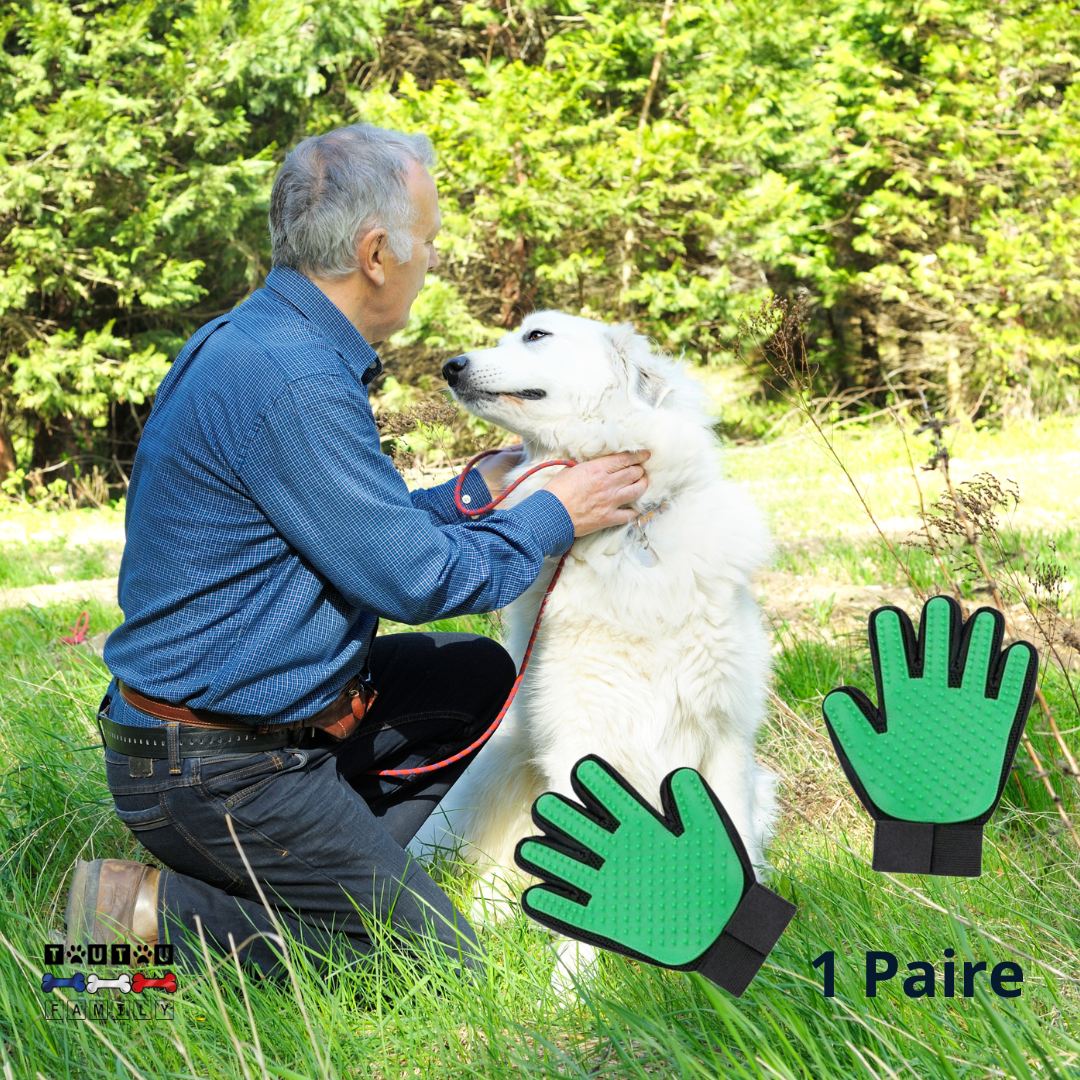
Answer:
[
  {"left": 692, "top": 882, "right": 797, "bottom": 997},
  {"left": 872, "top": 820, "right": 983, "bottom": 877}
]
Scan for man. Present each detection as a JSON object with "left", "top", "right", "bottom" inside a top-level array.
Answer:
[{"left": 65, "top": 124, "right": 649, "bottom": 979}]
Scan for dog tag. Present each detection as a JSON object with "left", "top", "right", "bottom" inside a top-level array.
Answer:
[{"left": 637, "top": 546, "right": 659, "bottom": 567}]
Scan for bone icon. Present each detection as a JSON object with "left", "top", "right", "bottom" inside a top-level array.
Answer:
[
  {"left": 41, "top": 972, "right": 86, "bottom": 993},
  {"left": 132, "top": 971, "right": 177, "bottom": 993},
  {"left": 86, "top": 973, "right": 132, "bottom": 994}
]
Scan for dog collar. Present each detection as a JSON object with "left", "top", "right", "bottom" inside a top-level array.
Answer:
[
  {"left": 631, "top": 501, "right": 670, "bottom": 530},
  {"left": 628, "top": 500, "right": 671, "bottom": 566}
]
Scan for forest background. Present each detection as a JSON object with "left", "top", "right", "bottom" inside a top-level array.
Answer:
[{"left": 1, "top": 0, "right": 1079, "bottom": 504}]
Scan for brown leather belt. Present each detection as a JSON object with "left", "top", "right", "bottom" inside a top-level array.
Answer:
[{"left": 118, "top": 678, "right": 378, "bottom": 741}]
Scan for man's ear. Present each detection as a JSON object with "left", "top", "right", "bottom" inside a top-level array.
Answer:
[
  {"left": 357, "top": 227, "right": 389, "bottom": 286},
  {"left": 605, "top": 323, "right": 671, "bottom": 408}
]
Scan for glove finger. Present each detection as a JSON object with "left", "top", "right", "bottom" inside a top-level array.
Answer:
[
  {"left": 522, "top": 883, "right": 594, "bottom": 936},
  {"left": 533, "top": 792, "right": 614, "bottom": 856},
  {"left": 997, "top": 640, "right": 1038, "bottom": 719},
  {"left": 517, "top": 839, "right": 599, "bottom": 896},
  {"left": 667, "top": 768, "right": 724, "bottom": 836},
  {"left": 573, "top": 758, "right": 652, "bottom": 830},
  {"left": 869, "top": 608, "right": 912, "bottom": 697},
  {"left": 921, "top": 595, "right": 954, "bottom": 685},
  {"left": 959, "top": 609, "right": 999, "bottom": 696},
  {"left": 823, "top": 687, "right": 879, "bottom": 765}
]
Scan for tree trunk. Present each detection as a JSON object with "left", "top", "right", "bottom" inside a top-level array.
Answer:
[
  {"left": 0, "top": 418, "right": 16, "bottom": 482},
  {"left": 30, "top": 415, "right": 79, "bottom": 482}
]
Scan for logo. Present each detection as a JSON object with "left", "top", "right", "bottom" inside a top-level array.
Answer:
[{"left": 39, "top": 942, "right": 178, "bottom": 1022}]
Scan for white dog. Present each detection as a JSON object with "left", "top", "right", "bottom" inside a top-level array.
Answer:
[{"left": 413, "top": 311, "right": 775, "bottom": 972}]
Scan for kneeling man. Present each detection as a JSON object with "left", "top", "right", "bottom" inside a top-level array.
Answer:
[{"left": 65, "top": 123, "right": 648, "bottom": 978}]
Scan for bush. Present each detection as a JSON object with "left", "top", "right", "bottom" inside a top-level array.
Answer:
[{"left": 2, "top": 0, "right": 1079, "bottom": 491}]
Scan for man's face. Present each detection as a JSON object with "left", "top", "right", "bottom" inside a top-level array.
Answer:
[{"left": 381, "top": 162, "right": 441, "bottom": 335}]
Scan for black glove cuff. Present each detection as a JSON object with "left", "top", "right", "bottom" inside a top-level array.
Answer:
[
  {"left": 872, "top": 820, "right": 983, "bottom": 877},
  {"left": 692, "top": 882, "right": 796, "bottom": 997}
]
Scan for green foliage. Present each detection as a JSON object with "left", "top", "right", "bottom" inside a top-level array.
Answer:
[
  {"left": 0, "top": 0, "right": 385, "bottom": 478},
  {"left": 2, "top": 0, "right": 1079, "bottom": 490},
  {"left": 358, "top": 0, "right": 1080, "bottom": 419},
  {"left": 11, "top": 321, "right": 170, "bottom": 423}
]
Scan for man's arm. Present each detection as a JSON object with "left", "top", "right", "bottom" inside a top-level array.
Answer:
[
  {"left": 408, "top": 469, "right": 490, "bottom": 525},
  {"left": 409, "top": 445, "right": 525, "bottom": 525},
  {"left": 238, "top": 374, "right": 574, "bottom": 624}
]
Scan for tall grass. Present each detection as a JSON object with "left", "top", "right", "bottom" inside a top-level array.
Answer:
[
  {"left": 771, "top": 529, "right": 1080, "bottom": 611},
  {"left": 0, "top": 594, "right": 1077, "bottom": 1079}
]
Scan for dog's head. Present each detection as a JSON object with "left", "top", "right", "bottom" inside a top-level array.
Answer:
[{"left": 442, "top": 311, "right": 688, "bottom": 454}]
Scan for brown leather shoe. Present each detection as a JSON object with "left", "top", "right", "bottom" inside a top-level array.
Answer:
[{"left": 64, "top": 859, "right": 160, "bottom": 947}]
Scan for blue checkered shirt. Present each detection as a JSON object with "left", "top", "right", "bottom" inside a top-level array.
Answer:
[{"left": 103, "top": 267, "right": 573, "bottom": 727}]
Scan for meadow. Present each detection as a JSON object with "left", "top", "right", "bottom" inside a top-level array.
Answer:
[{"left": 0, "top": 414, "right": 1077, "bottom": 1080}]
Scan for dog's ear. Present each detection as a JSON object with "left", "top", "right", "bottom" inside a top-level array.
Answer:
[
  {"left": 605, "top": 323, "right": 672, "bottom": 409},
  {"left": 635, "top": 365, "right": 673, "bottom": 408},
  {"left": 606, "top": 322, "right": 637, "bottom": 363}
]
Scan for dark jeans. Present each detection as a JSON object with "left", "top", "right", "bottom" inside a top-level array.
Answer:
[{"left": 103, "top": 632, "right": 515, "bottom": 980}]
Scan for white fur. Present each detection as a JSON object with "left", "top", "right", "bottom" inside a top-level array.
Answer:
[{"left": 412, "top": 311, "right": 776, "bottom": 925}]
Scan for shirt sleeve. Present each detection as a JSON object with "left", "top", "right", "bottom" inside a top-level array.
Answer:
[
  {"left": 237, "top": 374, "right": 574, "bottom": 624},
  {"left": 410, "top": 469, "right": 490, "bottom": 525}
]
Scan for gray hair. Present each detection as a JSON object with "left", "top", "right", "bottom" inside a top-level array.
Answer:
[{"left": 268, "top": 123, "right": 436, "bottom": 278}]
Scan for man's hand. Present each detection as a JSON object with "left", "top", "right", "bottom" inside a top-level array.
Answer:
[
  {"left": 542, "top": 450, "right": 650, "bottom": 537},
  {"left": 474, "top": 444, "right": 527, "bottom": 499}
]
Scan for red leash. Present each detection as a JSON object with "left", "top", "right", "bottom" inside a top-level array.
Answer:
[
  {"left": 372, "top": 449, "right": 576, "bottom": 779},
  {"left": 62, "top": 611, "right": 91, "bottom": 646}
]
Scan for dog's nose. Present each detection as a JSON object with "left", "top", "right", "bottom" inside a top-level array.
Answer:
[{"left": 442, "top": 355, "right": 468, "bottom": 387}]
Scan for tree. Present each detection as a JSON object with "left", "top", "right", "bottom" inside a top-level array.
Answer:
[
  {"left": 358, "top": 0, "right": 1080, "bottom": 418},
  {"left": 0, "top": 0, "right": 384, "bottom": 483}
]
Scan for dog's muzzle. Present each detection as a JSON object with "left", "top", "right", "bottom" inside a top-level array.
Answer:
[{"left": 442, "top": 355, "right": 468, "bottom": 388}]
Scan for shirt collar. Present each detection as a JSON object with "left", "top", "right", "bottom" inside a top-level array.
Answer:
[{"left": 264, "top": 266, "right": 383, "bottom": 386}]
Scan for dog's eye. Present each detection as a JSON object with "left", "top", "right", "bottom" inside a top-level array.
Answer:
[{"left": 524, "top": 329, "right": 551, "bottom": 342}]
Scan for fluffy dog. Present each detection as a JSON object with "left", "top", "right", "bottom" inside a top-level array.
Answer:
[{"left": 413, "top": 311, "right": 776, "bottom": 948}]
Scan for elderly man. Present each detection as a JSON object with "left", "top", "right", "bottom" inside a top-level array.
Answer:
[{"left": 63, "top": 124, "right": 648, "bottom": 979}]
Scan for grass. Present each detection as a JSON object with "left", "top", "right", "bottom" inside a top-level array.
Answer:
[
  {"left": 723, "top": 413, "right": 1080, "bottom": 539},
  {"left": 0, "top": 601, "right": 1077, "bottom": 1078},
  {"left": 0, "top": 504, "right": 125, "bottom": 589},
  {"left": 0, "top": 415, "right": 1078, "bottom": 1078},
  {"left": 769, "top": 528, "right": 1080, "bottom": 612},
  {"left": 726, "top": 413, "right": 1080, "bottom": 622},
  {"left": 0, "top": 540, "right": 118, "bottom": 589}
]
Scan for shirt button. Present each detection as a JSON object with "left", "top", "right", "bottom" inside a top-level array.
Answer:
[{"left": 461, "top": 494, "right": 471, "bottom": 504}]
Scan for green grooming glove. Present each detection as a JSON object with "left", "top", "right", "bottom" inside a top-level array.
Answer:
[
  {"left": 514, "top": 755, "right": 796, "bottom": 997},
  {"left": 822, "top": 596, "right": 1039, "bottom": 877}
]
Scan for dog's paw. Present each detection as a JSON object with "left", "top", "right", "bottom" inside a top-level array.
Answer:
[{"left": 549, "top": 938, "right": 600, "bottom": 1000}]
